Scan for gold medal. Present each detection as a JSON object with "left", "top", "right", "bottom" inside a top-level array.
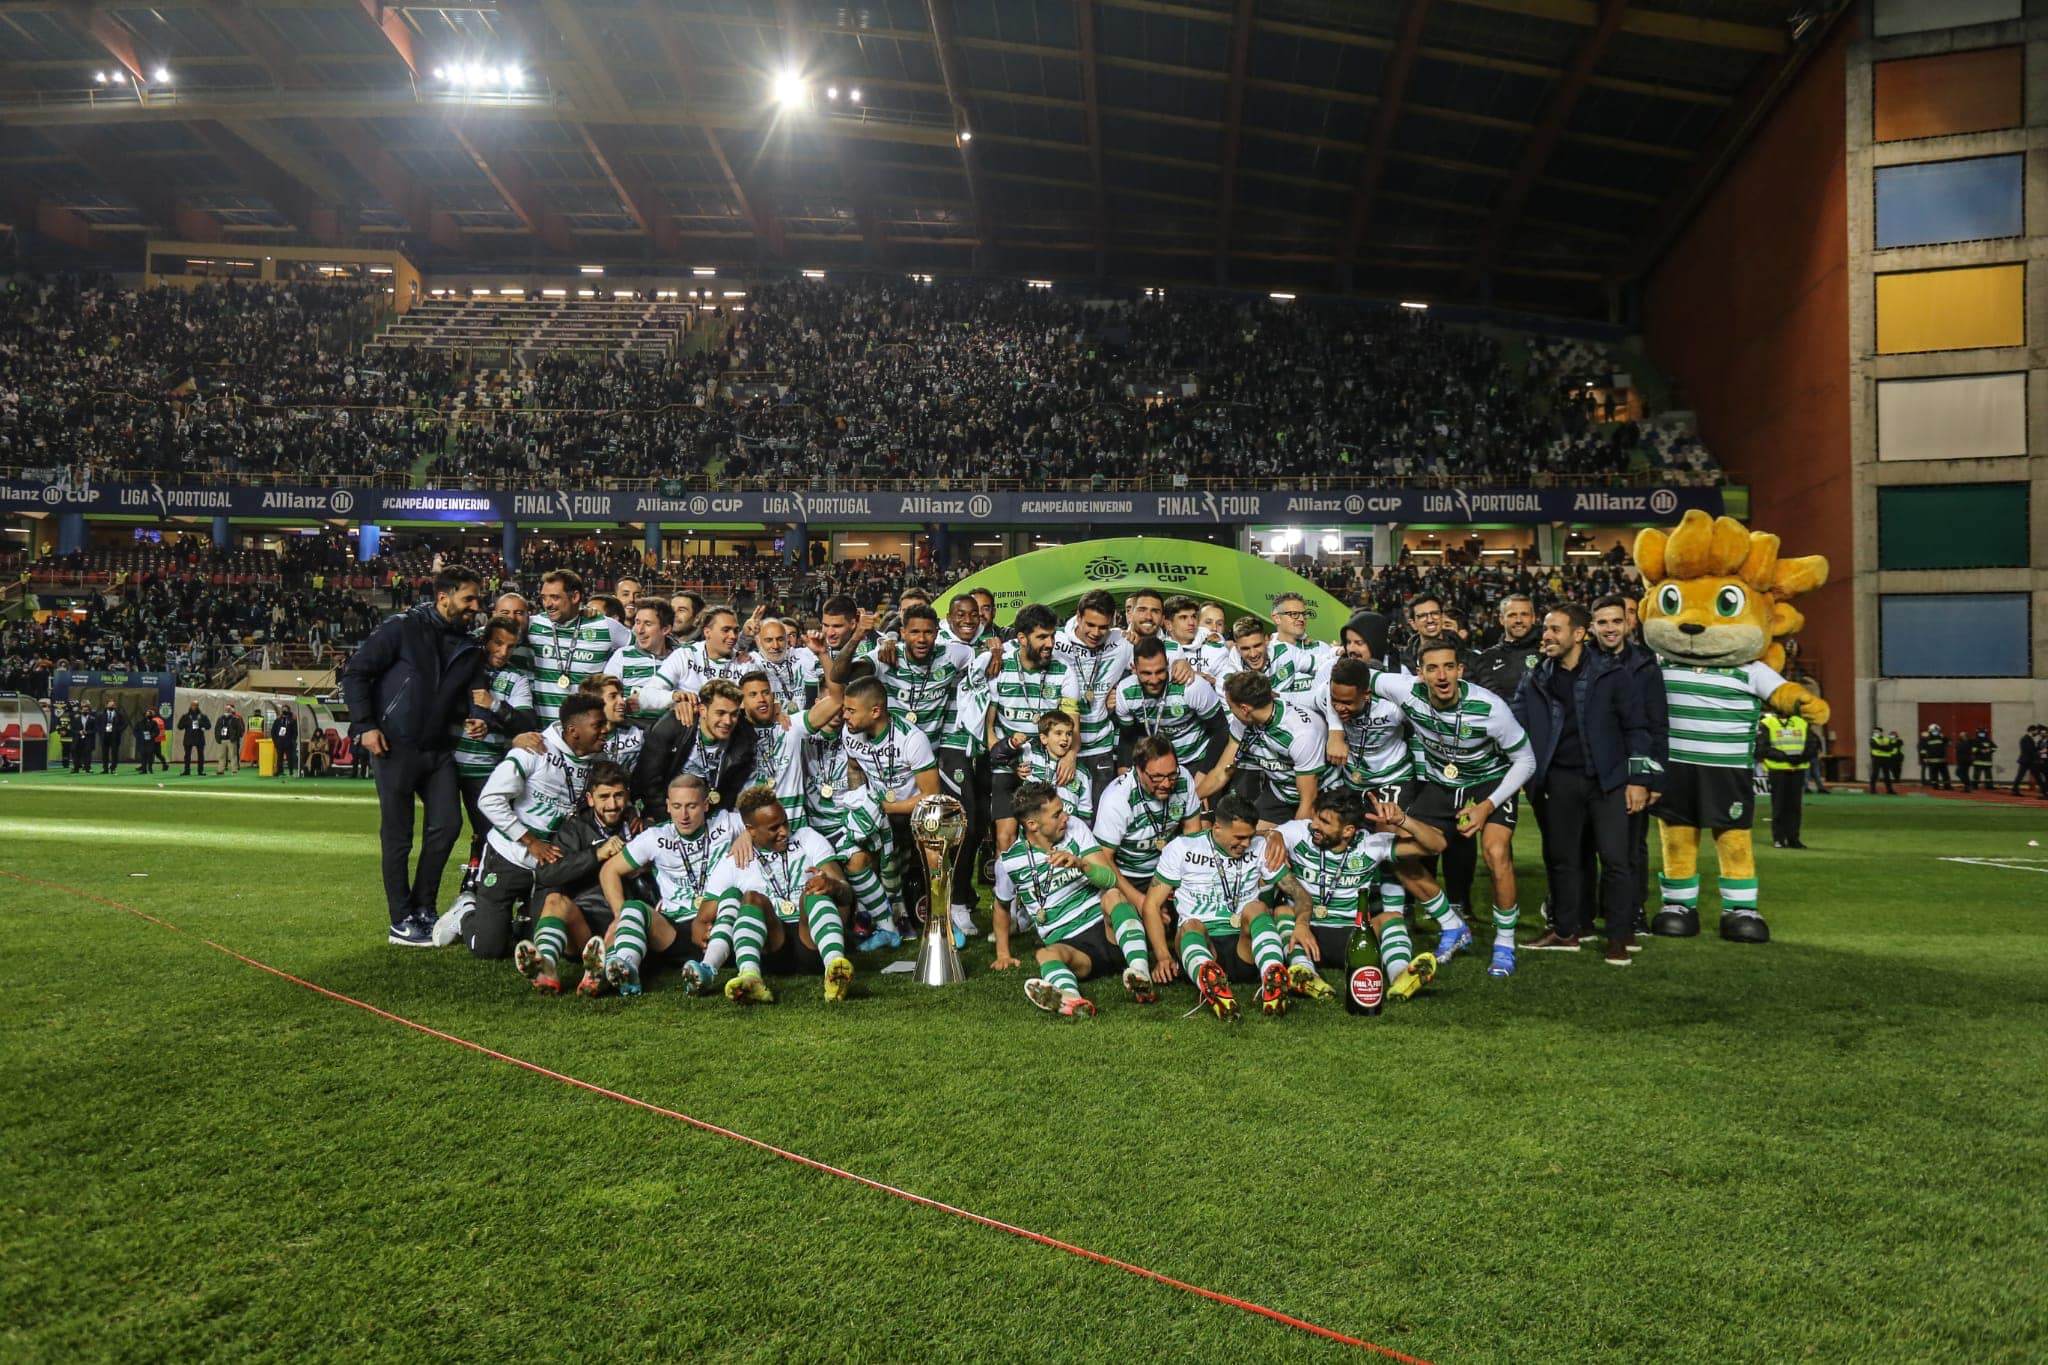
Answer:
[
  {"left": 776, "top": 897, "right": 796, "bottom": 920},
  {"left": 905, "top": 710, "right": 918, "bottom": 725},
  {"left": 708, "top": 790, "right": 721, "bottom": 805},
  {"left": 1442, "top": 762, "right": 1459, "bottom": 781},
  {"left": 1153, "top": 837, "right": 1169, "bottom": 851},
  {"left": 820, "top": 784, "right": 834, "bottom": 799},
  {"left": 557, "top": 673, "right": 572, "bottom": 687},
  {"left": 1083, "top": 691, "right": 1095, "bottom": 709}
]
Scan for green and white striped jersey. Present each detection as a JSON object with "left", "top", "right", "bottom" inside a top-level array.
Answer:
[
  {"left": 454, "top": 666, "right": 533, "bottom": 779},
  {"left": 706, "top": 827, "right": 842, "bottom": 923},
  {"left": 659, "top": 641, "right": 753, "bottom": 696},
  {"left": 940, "top": 649, "right": 994, "bottom": 757},
  {"left": 603, "top": 642, "right": 674, "bottom": 724},
  {"left": 618, "top": 811, "right": 744, "bottom": 922},
  {"left": 1154, "top": 831, "right": 1284, "bottom": 931},
  {"left": 1091, "top": 768, "right": 1202, "bottom": 880},
  {"left": 873, "top": 637, "right": 976, "bottom": 749},
  {"left": 527, "top": 614, "right": 632, "bottom": 723},
  {"left": 1224, "top": 698, "right": 1329, "bottom": 803},
  {"left": 1368, "top": 673, "right": 1531, "bottom": 800},
  {"left": 1270, "top": 639, "right": 1337, "bottom": 696},
  {"left": 1661, "top": 659, "right": 1787, "bottom": 769},
  {"left": 478, "top": 728, "right": 592, "bottom": 868},
  {"left": 1111, "top": 674, "right": 1224, "bottom": 766},
  {"left": 842, "top": 712, "right": 938, "bottom": 803},
  {"left": 992, "top": 816, "right": 1108, "bottom": 944},
  {"left": 1318, "top": 674, "right": 1414, "bottom": 790},
  {"left": 1013, "top": 739, "right": 1095, "bottom": 823},
  {"left": 1053, "top": 624, "right": 1133, "bottom": 757},
  {"left": 750, "top": 651, "right": 808, "bottom": 714},
  {"left": 991, "top": 650, "right": 1083, "bottom": 746},
  {"left": 1269, "top": 819, "right": 1396, "bottom": 925},
  {"left": 748, "top": 712, "right": 825, "bottom": 826}
]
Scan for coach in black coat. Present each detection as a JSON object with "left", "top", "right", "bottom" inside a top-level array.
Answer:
[{"left": 339, "top": 568, "right": 489, "bottom": 945}]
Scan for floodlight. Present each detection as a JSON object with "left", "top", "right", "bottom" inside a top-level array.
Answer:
[
  {"left": 958, "top": 128, "right": 972, "bottom": 143},
  {"left": 826, "top": 85, "right": 840, "bottom": 100},
  {"left": 152, "top": 67, "right": 170, "bottom": 84},
  {"left": 773, "top": 70, "right": 804, "bottom": 107},
  {"left": 848, "top": 87, "right": 862, "bottom": 103},
  {"left": 503, "top": 65, "right": 522, "bottom": 87},
  {"left": 94, "top": 71, "right": 107, "bottom": 84}
]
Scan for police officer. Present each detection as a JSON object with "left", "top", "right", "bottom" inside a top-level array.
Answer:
[
  {"left": 1918, "top": 725, "right": 1950, "bottom": 790},
  {"left": 1759, "top": 712, "right": 1819, "bottom": 848},
  {"left": 1867, "top": 726, "right": 1900, "bottom": 794}
]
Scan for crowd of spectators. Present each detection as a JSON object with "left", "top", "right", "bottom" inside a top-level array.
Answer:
[{"left": 2, "top": 272, "right": 1721, "bottom": 490}]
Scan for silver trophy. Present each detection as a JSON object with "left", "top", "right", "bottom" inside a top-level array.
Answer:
[{"left": 909, "top": 793, "right": 968, "bottom": 986}]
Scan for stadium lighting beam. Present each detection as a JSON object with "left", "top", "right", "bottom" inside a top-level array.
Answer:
[
  {"left": 152, "top": 67, "right": 170, "bottom": 84},
  {"left": 1400, "top": 300, "right": 1429, "bottom": 310},
  {"left": 773, "top": 70, "right": 805, "bottom": 108},
  {"left": 848, "top": 87, "right": 862, "bottom": 103},
  {"left": 826, "top": 86, "right": 840, "bottom": 100}
]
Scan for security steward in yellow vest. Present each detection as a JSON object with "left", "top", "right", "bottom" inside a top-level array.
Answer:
[
  {"left": 1868, "top": 727, "right": 1902, "bottom": 794},
  {"left": 1758, "top": 714, "right": 1819, "bottom": 849}
]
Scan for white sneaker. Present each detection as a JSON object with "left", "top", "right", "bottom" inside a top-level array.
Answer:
[
  {"left": 432, "top": 893, "right": 474, "bottom": 948},
  {"left": 949, "top": 903, "right": 976, "bottom": 934}
]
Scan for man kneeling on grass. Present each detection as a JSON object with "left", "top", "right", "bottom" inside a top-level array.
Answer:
[
  {"left": 990, "top": 780, "right": 1156, "bottom": 1019},
  {"left": 593, "top": 774, "right": 744, "bottom": 997},
  {"left": 511, "top": 759, "right": 644, "bottom": 996},
  {"left": 696, "top": 786, "right": 857, "bottom": 1005},
  {"left": 465, "top": 694, "right": 609, "bottom": 960},
  {"left": 1142, "top": 795, "right": 1296, "bottom": 1022}
]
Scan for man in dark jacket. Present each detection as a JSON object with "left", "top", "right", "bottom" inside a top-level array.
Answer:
[
  {"left": 271, "top": 707, "right": 298, "bottom": 777},
  {"left": 1589, "top": 594, "right": 1667, "bottom": 937},
  {"left": 341, "top": 564, "right": 489, "bottom": 948},
  {"left": 215, "top": 704, "right": 245, "bottom": 775},
  {"left": 179, "top": 702, "right": 209, "bottom": 775},
  {"left": 631, "top": 677, "right": 756, "bottom": 819},
  {"left": 516, "top": 759, "right": 648, "bottom": 994},
  {"left": 97, "top": 703, "right": 123, "bottom": 772},
  {"left": 1511, "top": 603, "right": 1662, "bottom": 964},
  {"left": 67, "top": 707, "right": 93, "bottom": 773},
  {"left": 1918, "top": 726, "right": 1951, "bottom": 789},
  {"left": 132, "top": 711, "right": 158, "bottom": 775}
]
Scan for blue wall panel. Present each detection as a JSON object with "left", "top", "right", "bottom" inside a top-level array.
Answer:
[
  {"left": 1879, "top": 593, "right": 2032, "bottom": 677},
  {"left": 1875, "top": 155, "right": 2024, "bottom": 248}
]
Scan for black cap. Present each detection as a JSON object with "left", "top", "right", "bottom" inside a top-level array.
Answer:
[{"left": 1343, "top": 610, "right": 1390, "bottom": 661}]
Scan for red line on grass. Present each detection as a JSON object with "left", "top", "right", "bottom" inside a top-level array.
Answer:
[{"left": 4, "top": 870, "right": 1430, "bottom": 1364}]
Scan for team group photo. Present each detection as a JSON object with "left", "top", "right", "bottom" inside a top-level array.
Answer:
[{"left": 3, "top": 0, "right": 2043, "bottom": 1359}]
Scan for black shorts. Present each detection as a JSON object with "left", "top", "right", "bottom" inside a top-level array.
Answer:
[
  {"left": 1205, "top": 931, "right": 1262, "bottom": 984},
  {"left": 1409, "top": 782, "right": 1519, "bottom": 834},
  {"left": 1360, "top": 779, "right": 1418, "bottom": 809},
  {"left": 990, "top": 766, "right": 1022, "bottom": 821},
  {"left": 1052, "top": 922, "right": 1122, "bottom": 980},
  {"left": 1656, "top": 762, "right": 1756, "bottom": 831},
  {"left": 647, "top": 915, "right": 702, "bottom": 966},
  {"left": 762, "top": 929, "right": 826, "bottom": 976},
  {"left": 1310, "top": 923, "right": 1354, "bottom": 969},
  {"left": 1228, "top": 770, "right": 1300, "bottom": 826}
]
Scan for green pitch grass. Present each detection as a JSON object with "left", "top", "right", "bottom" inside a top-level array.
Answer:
[{"left": 3, "top": 772, "right": 2044, "bottom": 1362}]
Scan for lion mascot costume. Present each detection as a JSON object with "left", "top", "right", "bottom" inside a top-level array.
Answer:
[{"left": 1634, "top": 510, "right": 1829, "bottom": 943}]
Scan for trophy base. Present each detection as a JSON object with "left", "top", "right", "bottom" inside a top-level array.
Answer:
[{"left": 912, "top": 925, "right": 966, "bottom": 986}]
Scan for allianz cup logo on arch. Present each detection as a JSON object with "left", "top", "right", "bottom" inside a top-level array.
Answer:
[{"left": 1084, "top": 554, "right": 1210, "bottom": 586}]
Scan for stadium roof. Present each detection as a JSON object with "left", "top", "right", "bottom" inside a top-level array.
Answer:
[{"left": 0, "top": 0, "right": 1842, "bottom": 316}]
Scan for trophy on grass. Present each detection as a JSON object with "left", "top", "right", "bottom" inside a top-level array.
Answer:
[{"left": 909, "top": 793, "right": 967, "bottom": 986}]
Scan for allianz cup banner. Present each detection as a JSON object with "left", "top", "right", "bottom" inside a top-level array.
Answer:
[{"left": 0, "top": 480, "right": 1721, "bottom": 526}]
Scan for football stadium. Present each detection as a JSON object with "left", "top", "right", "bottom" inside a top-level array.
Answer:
[{"left": 2, "top": 1, "right": 2044, "bottom": 1359}]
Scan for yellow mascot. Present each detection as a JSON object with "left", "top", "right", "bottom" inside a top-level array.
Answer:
[{"left": 1634, "top": 510, "right": 1828, "bottom": 943}]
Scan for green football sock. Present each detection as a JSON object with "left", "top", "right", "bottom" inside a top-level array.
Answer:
[
  {"left": 1245, "top": 910, "right": 1286, "bottom": 971},
  {"left": 1378, "top": 873, "right": 1407, "bottom": 919},
  {"left": 805, "top": 892, "right": 847, "bottom": 966},
  {"left": 1107, "top": 905, "right": 1150, "bottom": 974},
  {"left": 533, "top": 915, "right": 568, "bottom": 969},
  {"left": 1376, "top": 916, "right": 1413, "bottom": 980},
  {"left": 1179, "top": 932, "right": 1217, "bottom": 978},
  {"left": 1719, "top": 877, "right": 1759, "bottom": 913},
  {"left": 609, "top": 902, "right": 649, "bottom": 974},
  {"left": 1660, "top": 874, "right": 1700, "bottom": 909},
  {"left": 731, "top": 899, "right": 767, "bottom": 976},
  {"left": 1040, "top": 960, "right": 1081, "bottom": 998},
  {"left": 1491, "top": 903, "right": 1519, "bottom": 950},
  {"left": 700, "top": 893, "right": 739, "bottom": 972},
  {"left": 1421, "top": 891, "right": 1464, "bottom": 931}
]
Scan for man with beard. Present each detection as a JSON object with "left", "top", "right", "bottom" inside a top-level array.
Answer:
[
  {"left": 1091, "top": 735, "right": 1205, "bottom": 913},
  {"left": 840, "top": 675, "right": 942, "bottom": 944},
  {"left": 466, "top": 695, "right": 609, "bottom": 960},
  {"left": 633, "top": 678, "right": 757, "bottom": 819},
  {"left": 1589, "top": 593, "right": 1665, "bottom": 938},
  {"left": 604, "top": 598, "right": 678, "bottom": 725},
  {"left": 1111, "top": 635, "right": 1228, "bottom": 773},
  {"left": 342, "top": 565, "right": 491, "bottom": 947},
  {"left": 1055, "top": 590, "right": 1133, "bottom": 804},
  {"left": 1265, "top": 789, "right": 1445, "bottom": 1001},
  {"left": 527, "top": 570, "right": 631, "bottom": 726},
  {"left": 989, "top": 604, "right": 1083, "bottom": 846},
  {"left": 512, "top": 758, "right": 643, "bottom": 996},
  {"left": 443, "top": 615, "right": 539, "bottom": 942}
]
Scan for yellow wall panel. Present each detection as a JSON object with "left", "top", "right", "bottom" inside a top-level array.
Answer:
[{"left": 1876, "top": 264, "right": 2024, "bottom": 354}]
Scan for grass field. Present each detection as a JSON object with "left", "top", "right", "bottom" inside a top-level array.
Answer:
[{"left": 3, "top": 771, "right": 2045, "bottom": 1362}]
